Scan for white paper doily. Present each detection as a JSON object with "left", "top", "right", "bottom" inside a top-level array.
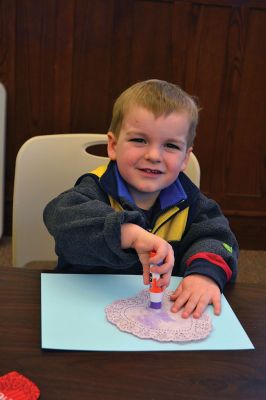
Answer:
[{"left": 105, "top": 289, "right": 212, "bottom": 342}]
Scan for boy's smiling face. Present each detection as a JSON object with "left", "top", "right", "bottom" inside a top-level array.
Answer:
[{"left": 107, "top": 106, "right": 192, "bottom": 209}]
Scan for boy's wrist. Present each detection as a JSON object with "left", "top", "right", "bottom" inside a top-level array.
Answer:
[{"left": 121, "top": 223, "right": 142, "bottom": 249}]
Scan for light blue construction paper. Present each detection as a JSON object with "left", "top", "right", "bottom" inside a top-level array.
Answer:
[{"left": 41, "top": 273, "right": 254, "bottom": 351}]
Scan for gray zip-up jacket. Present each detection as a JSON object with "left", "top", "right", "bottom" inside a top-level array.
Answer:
[{"left": 43, "top": 161, "right": 238, "bottom": 291}]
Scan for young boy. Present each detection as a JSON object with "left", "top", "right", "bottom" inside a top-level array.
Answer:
[{"left": 43, "top": 79, "right": 238, "bottom": 319}]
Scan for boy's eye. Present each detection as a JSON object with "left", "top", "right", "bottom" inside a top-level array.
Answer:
[
  {"left": 129, "top": 138, "right": 146, "bottom": 144},
  {"left": 165, "top": 143, "right": 180, "bottom": 150}
]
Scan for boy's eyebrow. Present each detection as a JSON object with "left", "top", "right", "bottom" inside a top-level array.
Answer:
[
  {"left": 125, "top": 130, "right": 151, "bottom": 139},
  {"left": 126, "top": 130, "right": 187, "bottom": 147},
  {"left": 170, "top": 138, "right": 187, "bottom": 148}
]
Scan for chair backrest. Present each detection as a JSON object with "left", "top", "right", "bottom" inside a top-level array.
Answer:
[
  {"left": 12, "top": 133, "right": 200, "bottom": 267},
  {"left": 185, "top": 152, "right": 200, "bottom": 188},
  {"left": 0, "top": 83, "right": 6, "bottom": 238}
]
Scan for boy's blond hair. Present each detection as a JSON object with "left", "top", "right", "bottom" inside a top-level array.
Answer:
[{"left": 109, "top": 79, "right": 199, "bottom": 148}]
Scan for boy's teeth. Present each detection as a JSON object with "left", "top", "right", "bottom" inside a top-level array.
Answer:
[{"left": 145, "top": 169, "right": 160, "bottom": 174}]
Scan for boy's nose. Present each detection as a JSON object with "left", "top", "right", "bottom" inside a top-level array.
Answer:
[{"left": 145, "top": 146, "right": 161, "bottom": 162}]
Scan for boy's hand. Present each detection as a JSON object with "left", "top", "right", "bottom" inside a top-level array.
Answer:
[
  {"left": 170, "top": 275, "right": 221, "bottom": 319},
  {"left": 121, "top": 223, "right": 174, "bottom": 288}
]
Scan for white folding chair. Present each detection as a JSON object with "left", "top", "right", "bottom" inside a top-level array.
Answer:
[
  {"left": 12, "top": 133, "right": 200, "bottom": 267},
  {"left": 12, "top": 134, "right": 109, "bottom": 267},
  {"left": 0, "top": 83, "right": 6, "bottom": 238},
  {"left": 185, "top": 152, "right": 200, "bottom": 188}
]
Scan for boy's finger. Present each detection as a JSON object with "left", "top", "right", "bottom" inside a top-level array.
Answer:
[
  {"left": 170, "top": 282, "right": 183, "bottom": 299},
  {"left": 158, "top": 272, "right": 171, "bottom": 288},
  {"left": 212, "top": 296, "right": 221, "bottom": 315},
  {"left": 142, "top": 265, "right": 150, "bottom": 285},
  {"left": 150, "top": 261, "right": 173, "bottom": 276},
  {"left": 192, "top": 299, "right": 207, "bottom": 319},
  {"left": 181, "top": 294, "right": 201, "bottom": 318},
  {"left": 171, "top": 290, "right": 190, "bottom": 313}
]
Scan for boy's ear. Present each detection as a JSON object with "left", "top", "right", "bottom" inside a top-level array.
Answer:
[
  {"left": 107, "top": 132, "right": 117, "bottom": 160},
  {"left": 180, "top": 147, "right": 193, "bottom": 171}
]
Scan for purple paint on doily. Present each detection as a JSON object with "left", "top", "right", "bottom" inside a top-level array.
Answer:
[
  {"left": 105, "top": 289, "right": 212, "bottom": 342},
  {"left": 136, "top": 314, "right": 158, "bottom": 329},
  {"left": 136, "top": 309, "right": 176, "bottom": 329},
  {"left": 157, "top": 311, "right": 176, "bottom": 323}
]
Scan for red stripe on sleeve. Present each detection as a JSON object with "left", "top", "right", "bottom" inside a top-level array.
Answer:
[{"left": 186, "top": 252, "right": 232, "bottom": 281}]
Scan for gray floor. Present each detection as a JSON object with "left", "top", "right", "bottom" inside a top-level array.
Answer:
[{"left": 0, "top": 236, "right": 265, "bottom": 284}]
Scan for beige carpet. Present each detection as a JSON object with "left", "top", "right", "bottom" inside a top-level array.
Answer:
[{"left": 0, "top": 236, "right": 265, "bottom": 284}]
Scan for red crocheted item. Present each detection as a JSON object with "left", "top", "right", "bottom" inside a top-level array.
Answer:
[{"left": 0, "top": 371, "right": 40, "bottom": 400}]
